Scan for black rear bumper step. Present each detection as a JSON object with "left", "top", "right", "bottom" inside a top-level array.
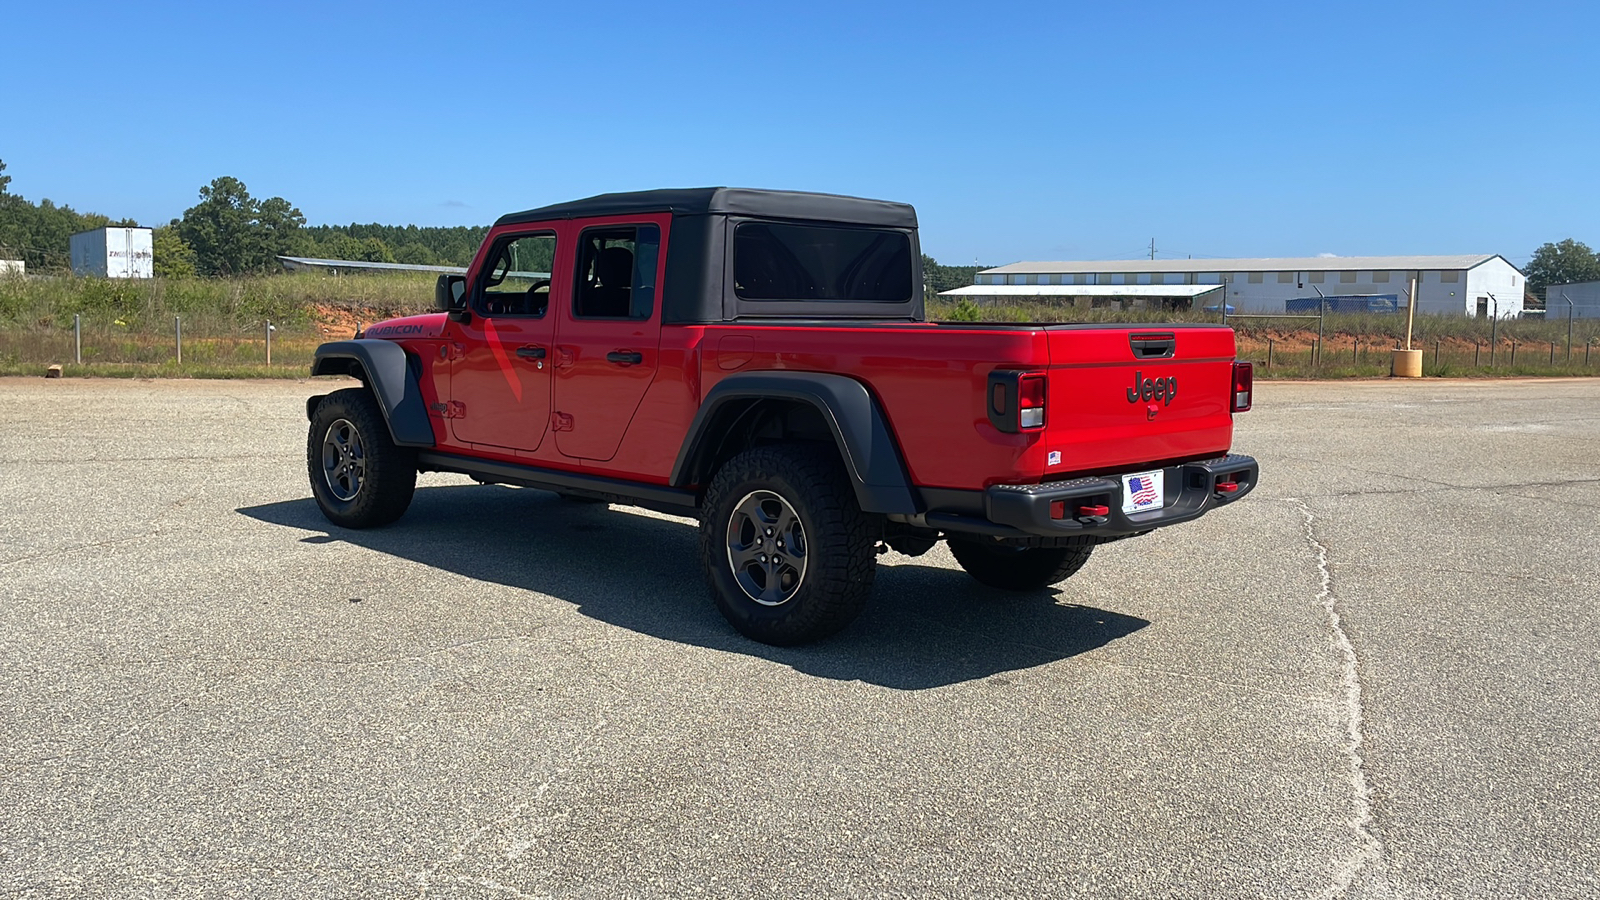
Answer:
[{"left": 943, "top": 454, "right": 1258, "bottom": 539}]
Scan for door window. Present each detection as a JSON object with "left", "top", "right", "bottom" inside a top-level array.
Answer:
[
  {"left": 573, "top": 225, "right": 660, "bottom": 320},
  {"left": 478, "top": 233, "right": 556, "bottom": 317}
]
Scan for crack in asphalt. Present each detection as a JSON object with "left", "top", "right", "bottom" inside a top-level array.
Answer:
[
  {"left": 411, "top": 677, "right": 627, "bottom": 897},
  {"left": 0, "top": 531, "right": 161, "bottom": 569},
  {"left": 1287, "top": 498, "right": 1384, "bottom": 899}
]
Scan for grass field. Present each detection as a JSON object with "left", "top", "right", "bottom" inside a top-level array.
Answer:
[
  {"left": 2, "top": 273, "right": 1595, "bottom": 378},
  {"left": 0, "top": 271, "right": 433, "bottom": 377}
]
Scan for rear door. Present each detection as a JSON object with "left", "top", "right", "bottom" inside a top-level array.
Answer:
[
  {"left": 1042, "top": 327, "right": 1237, "bottom": 473},
  {"left": 551, "top": 214, "right": 668, "bottom": 461},
  {"left": 448, "top": 227, "right": 562, "bottom": 452}
]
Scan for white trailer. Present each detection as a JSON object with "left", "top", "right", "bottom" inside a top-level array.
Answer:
[{"left": 70, "top": 227, "right": 154, "bottom": 278}]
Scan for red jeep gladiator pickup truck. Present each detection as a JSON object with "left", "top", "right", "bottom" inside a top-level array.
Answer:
[{"left": 306, "top": 188, "right": 1257, "bottom": 645}]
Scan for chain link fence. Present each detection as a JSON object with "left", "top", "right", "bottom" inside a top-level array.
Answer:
[{"left": 0, "top": 313, "right": 326, "bottom": 375}]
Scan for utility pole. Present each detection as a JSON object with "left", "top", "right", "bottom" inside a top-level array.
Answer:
[{"left": 1148, "top": 238, "right": 1157, "bottom": 261}]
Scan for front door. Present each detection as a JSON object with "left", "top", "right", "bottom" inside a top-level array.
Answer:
[
  {"left": 551, "top": 216, "right": 667, "bottom": 461},
  {"left": 449, "top": 228, "right": 561, "bottom": 452}
]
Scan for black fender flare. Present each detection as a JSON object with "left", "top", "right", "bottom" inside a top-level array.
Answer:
[
  {"left": 670, "top": 372, "right": 919, "bottom": 515},
  {"left": 308, "top": 340, "right": 435, "bottom": 448}
]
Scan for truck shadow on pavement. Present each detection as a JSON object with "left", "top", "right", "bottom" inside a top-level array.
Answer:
[{"left": 238, "top": 484, "right": 1149, "bottom": 690}]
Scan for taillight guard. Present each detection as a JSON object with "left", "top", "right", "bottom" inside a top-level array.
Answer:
[{"left": 987, "top": 369, "right": 1047, "bottom": 433}]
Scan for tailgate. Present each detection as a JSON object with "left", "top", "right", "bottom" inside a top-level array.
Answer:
[{"left": 1043, "top": 327, "right": 1236, "bottom": 474}]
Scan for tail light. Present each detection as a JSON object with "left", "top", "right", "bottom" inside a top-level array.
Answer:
[
  {"left": 1231, "top": 362, "right": 1253, "bottom": 413},
  {"left": 1018, "top": 373, "right": 1046, "bottom": 428},
  {"left": 987, "top": 370, "right": 1047, "bottom": 433}
]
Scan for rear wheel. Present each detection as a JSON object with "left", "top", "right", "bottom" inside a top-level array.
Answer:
[
  {"left": 948, "top": 538, "right": 1094, "bottom": 591},
  {"left": 307, "top": 388, "right": 417, "bottom": 528},
  {"left": 699, "top": 444, "right": 878, "bottom": 645}
]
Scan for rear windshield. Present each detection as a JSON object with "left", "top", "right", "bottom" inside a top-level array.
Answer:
[{"left": 733, "top": 222, "right": 912, "bottom": 302}]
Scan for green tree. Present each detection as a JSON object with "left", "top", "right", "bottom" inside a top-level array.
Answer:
[
  {"left": 176, "top": 176, "right": 306, "bottom": 275},
  {"left": 394, "top": 242, "right": 439, "bottom": 266},
  {"left": 0, "top": 193, "right": 110, "bottom": 270},
  {"left": 1525, "top": 239, "right": 1600, "bottom": 298},
  {"left": 301, "top": 223, "right": 487, "bottom": 266},
  {"left": 921, "top": 253, "right": 989, "bottom": 302},
  {"left": 152, "top": 226, "right": 197, "bottom": 278},
  {"left": 0, "top": 159, "right": 10, "bottom": 195}
]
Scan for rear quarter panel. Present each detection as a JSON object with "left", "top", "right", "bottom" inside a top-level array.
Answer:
[{"left": 699, "top": 323, "right": 1052, "bottom": 489}]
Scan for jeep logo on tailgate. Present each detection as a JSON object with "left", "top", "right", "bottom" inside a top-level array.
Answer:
[{"left": 1126, "top": 370, "right": 1177, "bottom": 405}]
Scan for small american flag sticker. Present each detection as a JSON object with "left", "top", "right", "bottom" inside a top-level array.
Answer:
[{"left": 1048, "top": 451, "right": 1061, "bottom": 466}]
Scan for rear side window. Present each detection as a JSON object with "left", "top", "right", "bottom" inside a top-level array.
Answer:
[
  {"left": 734, "top": 222, "right": 912, "bottom": 302},
  {"left": 574, "top": 225, "right": 660, "bottom": 319}
]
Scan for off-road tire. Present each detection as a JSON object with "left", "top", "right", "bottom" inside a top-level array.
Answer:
[
  {"left": 699, "top": 444, "right": 879, "bottom": 646},
  {"left": 307, "top": 388, "right": 417, "bottom": 529},
  {"left": 948, "top": 537, "right": 1094, "bottom": 591}
]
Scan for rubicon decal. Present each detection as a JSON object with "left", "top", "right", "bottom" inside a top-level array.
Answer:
[
  {"left": 1126, "top": 370, "right": 1177, "bottom": 405},
  {"left": 366, "top": 323, "right": 431, "bottom": 337}
]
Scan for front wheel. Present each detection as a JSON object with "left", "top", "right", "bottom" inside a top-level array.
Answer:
[
  {"left": 699, "top": 444, "right": 879, "bottom": 646},
  {"left": 948, "top": 538, "right": 1094, "bottom": 591},
  {"left": 307, "top": 388, "right": 417, "bottom": 528}
]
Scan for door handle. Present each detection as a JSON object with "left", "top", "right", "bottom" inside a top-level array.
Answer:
[
  {"left": 515, "top": 345, "right": 547, "bottom": 360},
  {"left": 606, "top": 350, "right": 643, "bottom": 366}
]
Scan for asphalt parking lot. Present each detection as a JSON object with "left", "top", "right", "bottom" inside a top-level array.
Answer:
[{"left": 1, "top": 376, "right": 1596, "bottom": 899}]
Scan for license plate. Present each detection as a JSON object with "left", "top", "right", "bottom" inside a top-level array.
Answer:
[{"left": 1121, "top": 470, "right": 1165, "bottom": 514}]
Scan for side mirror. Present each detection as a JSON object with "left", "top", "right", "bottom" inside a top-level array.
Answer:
[
  {"left": 435, "top": 274, "right": 467, "bottom": 311},
  {"left": 435, "top": 274, "right": 469, "bottom": 322}
]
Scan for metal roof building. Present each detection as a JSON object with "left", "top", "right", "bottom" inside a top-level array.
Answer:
[{"left": 953, "top": 254, "right": 1526, "bottom": 318}]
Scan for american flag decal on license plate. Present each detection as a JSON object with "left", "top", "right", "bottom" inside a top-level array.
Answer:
[{"left": 1129, "top": 476, "right": 1158, "bottom": 507}]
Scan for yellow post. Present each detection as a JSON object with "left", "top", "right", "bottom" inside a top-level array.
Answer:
[{"left": 1392, "top": 274, "right": 1423, "bottom": 377}]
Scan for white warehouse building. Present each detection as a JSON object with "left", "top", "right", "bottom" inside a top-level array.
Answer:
[{"left": 945, "top": 255, "right": 1525, "bottom": 318}]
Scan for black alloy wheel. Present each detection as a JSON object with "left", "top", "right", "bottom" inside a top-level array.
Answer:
[
  {"left": 321, "top": 418, "right": 366, "bottom": 501},
  {"left": 725, "top": 489, "right": 809, "bottom": 607}
]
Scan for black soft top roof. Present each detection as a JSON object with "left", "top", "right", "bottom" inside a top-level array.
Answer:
[{"left": 495, "top": 187, "right": 917, "bottom": 229}]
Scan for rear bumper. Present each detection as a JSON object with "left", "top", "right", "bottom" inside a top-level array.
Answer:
[{"left": 924, "top": 454, "right": 1259, "bottom": 539}]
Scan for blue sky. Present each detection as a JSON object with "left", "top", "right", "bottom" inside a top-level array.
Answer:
[{"left": 2, "top": 0, "right": 1595, "bottom": 266}]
